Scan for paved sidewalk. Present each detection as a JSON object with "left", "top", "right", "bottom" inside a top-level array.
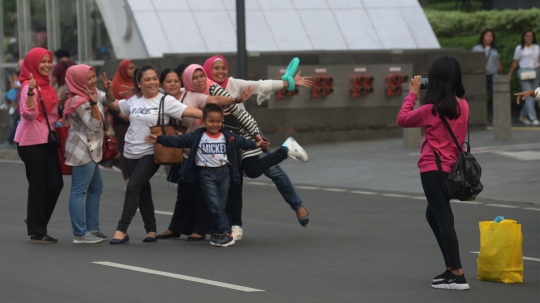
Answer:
[{"left": 267, "top": 128, "right": 540, "bottom": 205}]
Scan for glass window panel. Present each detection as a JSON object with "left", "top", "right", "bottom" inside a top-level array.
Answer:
[
  {"left": 30, "top": 0, "right": 48, "bottom": 49},
  {"left": 58, "top": 0, "right": 78, "bottom": 61},
  {"left": 2, "top": 0, "right": 20, "bottom": 63},
  {"left": 86, "top": 0, "right": 115, "bottom": 60}
]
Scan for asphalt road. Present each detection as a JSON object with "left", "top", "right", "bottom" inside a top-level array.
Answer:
[{"left": 0, "top": 159, "right": 538, "bottom": 303}]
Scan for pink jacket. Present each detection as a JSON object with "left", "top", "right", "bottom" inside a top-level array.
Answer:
[
  {"left": 14, "top": 84, "right": 59, "bottom": 146},
  {"left": 397, "top": 92, "right": 469, "bottom": 174}
]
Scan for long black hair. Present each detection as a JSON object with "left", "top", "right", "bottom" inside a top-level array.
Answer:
[
  {"left": 520, "top": 29, "right": 537, "bottom": 49},
  {"left": 423, "top": 56, "right": 465, "bottom": 120},
  {"left": 478, "top": 29, "right": 497, "bottom": 50},
  {"left": 134, "top": 64, "right": 157, "bottom": 96},
  {"left": 175, "top": 63, "right": 189, "bottom": 87},
  {"left": 159, "top": 67, "right": 182, "bottom": 84}
]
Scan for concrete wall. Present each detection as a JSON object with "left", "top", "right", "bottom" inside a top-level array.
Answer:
[{"left": 97, "top": 48, "right": 487, "bottom": 145}]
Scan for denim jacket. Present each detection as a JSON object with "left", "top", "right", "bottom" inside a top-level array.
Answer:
[{"left": 157, "top": 127, "right": 257, "bottom": 184}]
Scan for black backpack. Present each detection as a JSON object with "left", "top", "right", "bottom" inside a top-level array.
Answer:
[{"left": 433, "top": 115, "right": 483, "bottom": 201}]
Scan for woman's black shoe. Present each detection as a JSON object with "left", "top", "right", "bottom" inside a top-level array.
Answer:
[
  {"left": 110, "top": 235, "right": 130, "bottom": 245},
  {"left": 186, "top": 235, "right": 206, "bottom": 241},
  {"left": 156, "top": 232, "right": 180, "bottom": 239},
  {"left": 29, "top": 235, "right": 58, "bottom": 244},
  {"left": 297, "top": 207, "right": 310, "bottom": 228},
  {"left": 143, "top": 236, "right": 157, "bottom": 243}
]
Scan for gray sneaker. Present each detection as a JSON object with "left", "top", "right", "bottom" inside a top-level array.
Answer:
[
  {"left": 73, "top": 232, "right": 104, "bottom": 244},
  {"left": 91, "top": 232, "right": 108, "bottom": 239}
]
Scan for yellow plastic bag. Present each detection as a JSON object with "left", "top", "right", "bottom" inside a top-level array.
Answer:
[{"left": 477, "top": 219, "right": 523, "bottom": 283}]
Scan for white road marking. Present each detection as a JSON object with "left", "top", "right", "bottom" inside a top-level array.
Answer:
[
  {"left": 322, "top": 188, "right": 347, "bottom": 192},
  {"left": 155, "top": 210, "right": 174, "bottom": 215},
  {"left": 469, "top": 252, "right": 540, "bottom": 262},
  {"left": 381, "top": 194, "right": 410, "bottom": 198},
  {"left": 485, "top": 204, "right": 520, "bottom": 208},
  {"left": 523, "top": 207, "right": 540, "bottom": 211},
  {"left": 296, "top": 186, "right": 321, "bottom": 190},
  {"left": 410, "top": 196, "right": 426, "bottom": 200},
  {"left": 350, "top": 190, "right": 377, "bottom": 195},
  {"left": 244, "top": 182, "right": 269, "bottom": 186},
  {"left": 493, "top": 151, "right": 540, "bottom": 161},
  {"left": 450, "top": 200, "right": 483, "bottom": 205},
  {"left": 93, "top": 262, "right": 264, "bottom": 292},
  {"left": 0, "top": 159, "right": 23, "bottom": 164}
]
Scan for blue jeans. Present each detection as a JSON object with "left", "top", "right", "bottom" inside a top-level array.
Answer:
[
  {"left": 69, "top": 160, "right": 103, "bottom": 236},
  {"left": 258, "top": 129, "right": 303, "bottom": 211},
  {"left": 199, "top": 166, "right": 231, "bottom": 234},
  {"left": 518, "top": 68, "right": 540, "bottom": 121},
  {"left": 7, "top": 112, "right": 19, "bottom": 144}
]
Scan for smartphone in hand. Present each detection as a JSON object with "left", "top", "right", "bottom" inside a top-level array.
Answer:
[{"left": 420, "top": 77, "right": 429, "bottom": 89}]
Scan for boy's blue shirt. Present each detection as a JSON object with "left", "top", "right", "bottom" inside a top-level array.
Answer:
[{"left": 157, "top": 127, "right": 257, "bottom": 185}]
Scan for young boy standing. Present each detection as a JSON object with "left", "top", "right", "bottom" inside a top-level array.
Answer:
[{"left": 146, "top": 103, "right": 308, "bottom": 247}]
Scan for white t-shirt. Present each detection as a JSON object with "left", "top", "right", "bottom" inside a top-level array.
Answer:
[
  {"left": 196, "top": 132, "right": 228, "bottom": 167},
  {"left": 119, "top": 93, "right": 187, "bottom": 159},
  {"left": 513, "top": 44, "right": 540, "bottom": 69}
]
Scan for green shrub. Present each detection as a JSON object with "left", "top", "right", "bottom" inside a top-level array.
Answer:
[{"left": 425, "top": 8, "right": 540, "bottom": 37}]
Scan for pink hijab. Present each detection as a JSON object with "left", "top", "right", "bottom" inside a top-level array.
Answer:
[
  {"left": 203, "top": 55, "right": 229, "bottom": 89},
  {"left": 62, "top": 64, "right": 98, "bottom": 117},
  {"left": 182, "top": 64, "right": 216, "bottom": 95}
]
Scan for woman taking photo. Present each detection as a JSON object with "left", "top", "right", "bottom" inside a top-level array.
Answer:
[
  {"left": 397, "top": 56, "right": 470, "bottom": 290},
  {"left": 109, "top": 59, "right": 136, "bottom": 183},
  {"left": 63, "top": 64, "right": 116, "bottom": 244},
  {"left": 472, "top": 29, "right": 502, "bottom": 94},
  {"left": 508, "top": 30, "right": 540, "bottom": 126},
  {"left": 15, "top": 47, "right": 64, "bottom": 244},
  {"left": 110, "top": 65, "right": 204, "bottom": 244},
  {"left": 156, "top": 65, "right": 256, "bottom": 241},
  {"left": 203, "top": 55, "right": 312, "bottom": 240}
]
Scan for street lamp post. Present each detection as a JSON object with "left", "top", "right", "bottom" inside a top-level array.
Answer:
[{"left": 236, "top": 0, "right": 247, "bottom": 80}]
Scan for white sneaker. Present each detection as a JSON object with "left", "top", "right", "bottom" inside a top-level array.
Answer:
[
  {"left": 73, "top": 232, "right": 104, "bottom": 244},
  {"left": 532, "top": 119, "right": 540, "bottom": 126},
  {"left": 283, "top": 137, "right": 308, "bottom": 163},
  {"left": 519, "top": 116, "right": 532, "bottom": 125},
  {"left": 232, "top": 225, "right": 243, "bottom": 241}
]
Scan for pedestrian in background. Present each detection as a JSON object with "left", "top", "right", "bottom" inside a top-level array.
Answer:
[
  {"left": 63, "top": 65, "right": 116, "bottom": 244},
  {"left": 0, "top": 70, "right": 21, "bottom": 149},
  {"left": 15, "top": 47, "right": 64, "bottom": 244},
  {"left": 397, "top": 56, "right": 470, "bottom": 290},
  {"left": 109, "top": 59, "right": 136, "bottom": 184},
  {"left": 472, "top": 29, "right": 501, "bottom": 94},
  {"left": 508, "top": 30, "right": 540, "bottom": 126}
]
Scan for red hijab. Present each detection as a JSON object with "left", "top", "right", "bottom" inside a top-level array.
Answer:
[
  {"left": 183, "top": 64, "right": 216, "bottom": 95},
  {"left": 111, "top": 59, "right": 134, "bottom": 100},
  {"left": 203, "top": 55, "right": 229, "bottom": 89},
  {"left": 62, "top": 65, "right": 97, "bottom": 117},
  {"left": 19, "top": 47, "right": 56, "bottom": 122}
]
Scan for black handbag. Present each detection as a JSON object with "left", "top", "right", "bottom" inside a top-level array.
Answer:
[
  {"left": 433, "top": 116, "right": 483, "bottom": 201},
  {"left": 38, "top": 91, "right": 61, "bottom": 147}
]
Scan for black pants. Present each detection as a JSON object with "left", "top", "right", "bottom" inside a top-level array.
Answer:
[
  {"left": 241, "top": 147, "right": 288, "bottom": 179},
  {"left": 114, "top": 124, "right": 129, "bottom": 181},
  {"left": 17, "top": 143, "right": 64, "bottom": 236},
  {"left": 421, "top": 171, "right": 462, "bottom": 269},
  {"left": 168, "top": 178, "right": 211, "bottom": 236},
  {"left": 116, "top": 155, "right": 160, "bottom": 233}
]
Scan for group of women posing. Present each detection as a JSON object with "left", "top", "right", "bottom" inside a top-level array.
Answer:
[{"left": 15, "top": 47, "right": 312, "bottom": 245}]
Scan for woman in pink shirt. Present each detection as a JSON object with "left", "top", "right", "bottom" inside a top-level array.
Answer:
[
  {"left": 15, "top": 47, "right": 64, "bottom": 244},
  {"left": 397, "top": 56, "right": 470, "bottom": 290}
]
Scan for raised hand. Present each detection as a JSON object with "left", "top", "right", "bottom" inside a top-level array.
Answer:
[
  {"left": 294, "top": 71, "right": 313, "bottom": 88},
  {"left": 28, "top": 73, "right": 37, "bottom": 91},
  {"left": 58, "top": 91, "right": 69, "bottom": 107},
  {"left": 144, "top": 135, "right": 158, "bottom": 144},
  {"left": 119, "top": 84, "right": 136, "bottom": 98},
  {"left": 83, "top": 85, "right": 97, "bottom": 103},
  {"left": 514, "top": 90, "right": 536, "bottom": 105},
  {"left": 100, "top": 72, "right": 112, "bottom": 93},
  {"left": 410, "top": 75, "right": 421, "bottom": 95},
  {"left": 238, "top": 85, "right": 254, "bottom": 102}
]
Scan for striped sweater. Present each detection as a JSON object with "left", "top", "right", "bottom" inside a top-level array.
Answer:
[{"left": 209, "top": 84, "right": 262, "bottom": 159}]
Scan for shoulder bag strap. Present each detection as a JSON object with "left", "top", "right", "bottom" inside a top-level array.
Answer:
[
  {"left": 37, "top": 89, "right": 53, "bottom": 133},
  {"left": 439, "top": 113, "right": 463, "bottom": 153}
]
